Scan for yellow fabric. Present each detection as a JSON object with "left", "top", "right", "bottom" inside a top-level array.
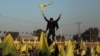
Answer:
[
  {"left": 91, "top": 46, "right": 95, "bottom": 56},
  {"left": 20, "top": 44, "right": 27, "bottom": 52},
  {"left": 38, "top": 32, "right": 50, "bottom": 56},
  {"left": 96, "top": 43, "right": 100, "bottom": 53},
  {"left": 39, "top": 2, "right": 53, "bottom": 11},
  {"left": 0, "top": 34, "right": 19, "bottom": 56},
  {"left": 66, "top": 40, "right": 74, "bottom": 56},
  {"left": 80, "top": 39, "right": 86, "bottom": 49},
  {"left": 81, "top": 49, "right": 86, "bottom": 56},
  {"left": 49, "top": 41, "right": 56, "bottom": 52},
  {"left": 58, "top": 45, "right": 66, "bottom": 56}
]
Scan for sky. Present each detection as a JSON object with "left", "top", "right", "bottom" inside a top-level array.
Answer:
[{"left": 0, "top": 0, "right": 100, "bottom": 38}]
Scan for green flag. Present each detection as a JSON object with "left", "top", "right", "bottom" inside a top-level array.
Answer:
[{"left": 0, "top": 34, "right": 19, "bottom": 56}]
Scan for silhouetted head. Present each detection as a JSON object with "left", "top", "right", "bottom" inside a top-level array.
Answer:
[{"left": 50, "top": 18, "right": 53, "bottom": 22}]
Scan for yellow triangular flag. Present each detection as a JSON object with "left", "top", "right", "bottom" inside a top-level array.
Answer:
[
  {"left": 39, "top": 2, "right": 53, "bottom": 11},
  {"left": 0, "top": 34, "right": 19, "bottom": 56},
  {"left": 16, "top": 42, "right": 21, "bottom": 51},
  {"left": 20, "top": 43, "right": 29, "bottom": 56},
  {"left": 49, "top": 41, "right": 56, "bottom": 52},
  {"left": 81, "top": 49, "right": 86, "bottom": 56},
  {"left": 66, "top": 40, "right": 74, "bottom": 56},
  {"left": 38, "top": 32, "right": 50, "bottom": 56},
  {"left": 91, "top": 46, "right": 95, "bottom": 56},
  {"left": 80, "top": 39, "right": 86, "bottom": 49},
  {"left": 96, "top": 42, "right": 100, "bottom": 53},
  {"left": 58, "top": 45, "right": 66, "bottom": 56},
  {"left": 20, "top": 44, "right": 27, "bottom": 52}
]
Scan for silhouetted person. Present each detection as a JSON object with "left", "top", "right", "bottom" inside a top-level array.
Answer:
[{"left": 42, "top": 12, "right": 61, "bottom": 46}]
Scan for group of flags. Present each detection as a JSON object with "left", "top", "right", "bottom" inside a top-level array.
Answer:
[
  {"left": 0, "top": 32, "right": 100, "bottom": 56},
  {"left": 0, "top": 32, "right": 74, "bottom": 56},
  {"left": 0, "top": 34, "right": 19, "bottom": 56},
  {"left": 0, "top": 34, "right": 29, "bottom": 56},
  {"left": 1, "top": 1, "right": 100, "bottom": 56},
  {"left": 0, "top": 2, "right": 53, "bottom": 55}
]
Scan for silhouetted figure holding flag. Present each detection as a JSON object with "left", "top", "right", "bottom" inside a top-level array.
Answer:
[{"left": 42, "top": 12, "right": 61, "bottom": 46}]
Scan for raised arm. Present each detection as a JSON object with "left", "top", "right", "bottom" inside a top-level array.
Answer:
[
  {"left": 42, "top": 12, "right": 49, "bottom": 22},
  {"left": 56, "top": 13, "right": 61, "bottom": 22}
]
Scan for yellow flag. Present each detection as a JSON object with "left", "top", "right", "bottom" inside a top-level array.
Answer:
[
  {"left": 20, "top": 43, "right": 29, "bottom": 56},
  {"left": 49, "top": 41, "right": 56, "bottom": 52},
  {"left": 91, "top": 46, "right": 95, "bottom": 56},
  {"left": 96, "top": 42, "right": 100, "bottom": 53},
  {"left": 38, "top": 32, "right": 50, "bottom": 56},
  {"left": 39, "top": 2, "right": 53, "bottom": 11},
  {"left": 66, "top": 40, "right": 74, "bottom": 56},
  {"left": 0, "top": 34, "right": 19, "bottom": 56},
  {"left": 81, "top": 49, "right": 86, "bottom": 56},
  {"left": 58, "top": 45, "right": 66, "bottom": 56},
  {"left": 20, "top": 44, "right": 27, "bottom": 52},
  {"left": 80, "top": 39, "right": 86, "bottom": 49}
]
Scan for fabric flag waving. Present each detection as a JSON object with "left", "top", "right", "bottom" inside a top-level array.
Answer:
[
  {"left": 96, "top": 42, "right": 100, "bottom": 53},
  {"left": 38, "top": 32, "right": 50, "bottom": 56},
  {"left": 66, "top": 40, "right": 74, "bottom": 56},
  {"left": 58, "top": 45, "right": 66, "bottom": 56},
  {"left": 20, "top": 44, "right": 28, "bottom": 53},
  {"left": 0, "top": 33, "right": 19, "bottom": 56},
  {"left": 20, "top": 43, "right": 29, "bottom": 56},
  {"left": 39, "top": 2, "right": 53, "bottom": 11}
]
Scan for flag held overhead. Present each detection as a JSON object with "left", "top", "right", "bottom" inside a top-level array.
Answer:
[{"left": 39, "top": 2, "right": 53, "bottom": 11}]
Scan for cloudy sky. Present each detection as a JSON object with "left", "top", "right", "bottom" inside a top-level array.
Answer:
[{"left": 0, "top": 0, "right": 100, "bottom": 38}]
